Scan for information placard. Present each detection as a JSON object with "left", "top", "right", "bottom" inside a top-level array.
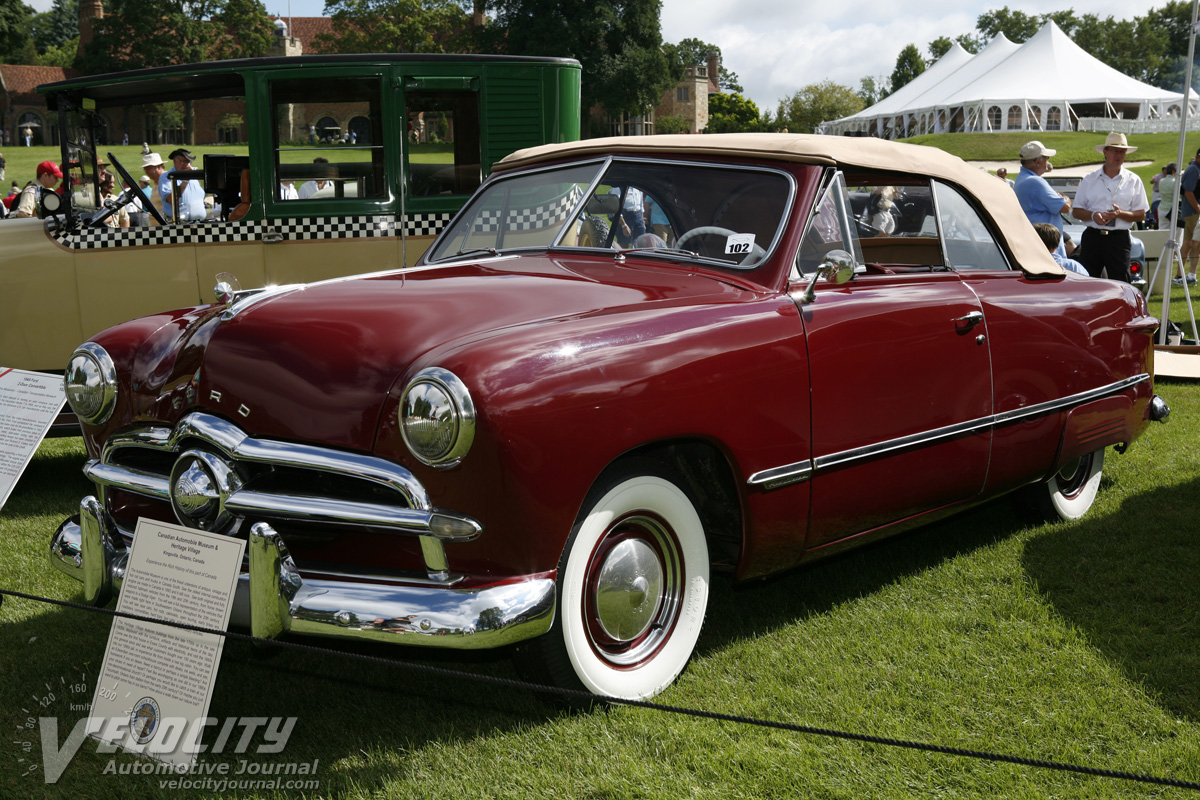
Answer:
[
  {"left": 88, "top": 519, "right": 246, "bottom": 769},
  {"left": 0, "top": 367, "right": 66, "bottom": 511}
]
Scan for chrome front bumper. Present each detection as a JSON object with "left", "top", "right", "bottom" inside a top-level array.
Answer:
[{"left": 50, "top": 497, "right": 556, "bottom": 649}]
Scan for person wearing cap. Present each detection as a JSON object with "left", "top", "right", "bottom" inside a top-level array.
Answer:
[
  {"left": 164, "top": 147, "right": 207, "bottom": 221},
  {"left": 1070, "top": 132, "right": 1149, "bottom": 283},
  {"left": 1014, "top": 141, "right": 1072, "bottom": 261},
  {"left": 141, "top": 151, "right": 168, "bottom": 225},
  {"left": 14, "top": 160, "right": 62, "bottom": 218}
]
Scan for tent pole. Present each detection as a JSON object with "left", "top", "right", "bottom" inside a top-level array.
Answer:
[{"left": 1156, "top": 0, "right": 1200, "bottom": 345}]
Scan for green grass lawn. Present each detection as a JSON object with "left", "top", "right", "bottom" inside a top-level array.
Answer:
[{"left": 3, "top": 379, "right": 1200, "bottom": 800}]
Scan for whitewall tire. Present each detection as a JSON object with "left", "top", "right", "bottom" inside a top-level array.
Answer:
[{"left": 544, "top": 471, "right": 710, "bottom": 701}]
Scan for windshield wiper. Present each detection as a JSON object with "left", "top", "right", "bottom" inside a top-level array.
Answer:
[
  {"left": 617, "top": 246, "right": 699, "bottom": 259},
  {"left": 441, "top": 247, "right": 501, "bottom": 262}
]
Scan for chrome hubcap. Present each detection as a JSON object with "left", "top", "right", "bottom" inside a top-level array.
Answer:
[
  {"left": 585, "top": 514, "right": 682, "bottom": 667},
  {"left": 595, "top": 538, "right": 663, "bottom": 642}
]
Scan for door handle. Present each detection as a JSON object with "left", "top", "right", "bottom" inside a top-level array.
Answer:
[
  {"left": 262, "top": 228, "right": 283, "bottom": 243},
  {"left": 954, "top": 310, "right": 984, "bottom": 327}
]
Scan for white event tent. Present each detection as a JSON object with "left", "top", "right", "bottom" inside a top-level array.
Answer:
[{"left": 821, "top": 21, "right": 1198, "bottom": 137}]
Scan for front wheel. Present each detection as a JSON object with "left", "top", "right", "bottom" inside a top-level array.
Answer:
[
  {"left": 1021, "top": 447, "right": 1106, "bottom": 521},
  {"left": 522, "top": 469, "right": 710, "bottom": 701}
]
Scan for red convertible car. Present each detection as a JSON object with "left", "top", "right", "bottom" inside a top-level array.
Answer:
[{"left": 51, "top": 134, "right": 1167, "bottom": 700}]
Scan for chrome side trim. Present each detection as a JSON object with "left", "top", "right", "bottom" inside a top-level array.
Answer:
[
  {"left": 749, "top": 374, "right": 1150, "bottom": 490},
  {"left": 746, "top": 461, "right": 813, "bottom": 490}
]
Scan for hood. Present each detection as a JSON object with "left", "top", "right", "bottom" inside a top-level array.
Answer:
[{"left": 190, "top": 255, "right": 756, "bottom": 450}]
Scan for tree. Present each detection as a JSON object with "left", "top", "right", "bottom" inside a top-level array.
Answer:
[
  {"left": 667, "top": 37, "right": 743, "bottom": 93},
  {"left": 927, "top": 33, "right": 981, "bottom": 60},
  {"left": 0, "top": 0, "right": 34, "bottom": 64},
  {"left": 30, "top": 0, "right": 77, "bottom": 55},
  {"left": 314, "top": 0, "right": 469, "bottom": 54},
  {"left": 774, "top": 81, "right": 863, "bottom": 134},
  {"left": 655, "top": 114, "right": 688, "bottom": 134},
  {"left": 976, "top": 6, "right": 1040, "bottom": 42},
  {"left": 707, "top": 91, "right": 762, "bottom": 133},
  {"left": 210, "top": 0, "right": 273, "bottom": 60},
  {"left": 1143, "top": 1, "right": 1194, "bottom": 89},
  {"left": 857, "top": 75, "right": 885, "bottom": 107},
  {"left": 38, "top": 37, "right": 78, "bottom": 66},
  {"left": 78, "top": 0, "right": 220, "bottom": 73},
  {"left": 479, "top": 0, "right": 675, "bottom": 124},
  {"left": 889, "top": 44, "right": 924, "bottom": 93}
]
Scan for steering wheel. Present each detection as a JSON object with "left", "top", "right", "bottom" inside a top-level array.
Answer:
[
  {"left": 107, "top": 151, "right": 166, "bottom": 226},
  {"left": 86, "top": 189, "right": 129, "bottom": 228},
  {"left": 675, "top": 226, "right": 767, "bottom": 266}
]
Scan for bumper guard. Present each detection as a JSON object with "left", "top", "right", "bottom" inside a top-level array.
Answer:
[{"left": 50, "top": 497, "right": 556, "bottom": 649}]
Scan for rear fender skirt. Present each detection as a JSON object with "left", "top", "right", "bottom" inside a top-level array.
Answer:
[{"left": 1047, "top": 394, "right": 1137, "bottom": 480}]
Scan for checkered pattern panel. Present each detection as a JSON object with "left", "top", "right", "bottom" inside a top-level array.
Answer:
[
  {"left": 52, "top": 213, "right": 453, "bottom": 250},
  {"left": 470, "top": 185, "right": 582, "bottom": 234}
]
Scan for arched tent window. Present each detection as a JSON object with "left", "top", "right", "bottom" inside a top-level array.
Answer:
[
  {"left": 1026, "top": 105, "right": 1042, "bottom": 129},
  {"left": 1006, "top": 105, "right": 1022, "bottom": 130},
  {"left": 1046, "top": 106, "right": 1061, "bottom": 131},
  {"left": 987, "top": 106, "right": 1002, "bottom": 130},
  {"left": 936, "top": 111, "right": 946, "bottom": 132},
  {"left": 1168, "top": 104, "right": 1182, "bottom": 118}
]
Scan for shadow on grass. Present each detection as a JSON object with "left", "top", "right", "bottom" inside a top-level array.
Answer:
[
  {"left": 1022, "top": 477, "right": 1200, "bottom": 722},
  {"left": 1, "top": 593, "right": 558, "bottom": 799},
  {"left": 698, "top": 495, "right": 1029, "bottom": 653}
]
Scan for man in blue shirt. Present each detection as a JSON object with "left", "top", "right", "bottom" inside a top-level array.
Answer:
[
  {"left": 1014, "top": 140, "right": 1072, "bottom": 259},
  {"left": 1176, "top": 148, "right": 1200, "bottom": 284}
]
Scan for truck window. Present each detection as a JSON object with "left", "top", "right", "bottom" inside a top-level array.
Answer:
[
  {"left": 272, "top": 76, "right": 386, "bottom": 201},
  {"left": 406, "top": 91, "right": 481, "bottom": 197}
]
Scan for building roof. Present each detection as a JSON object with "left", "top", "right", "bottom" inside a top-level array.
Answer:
[
  {"left": 268, "top": 16, "right": 334, "bottom": 51},
  {"left": 0, "top": 65, "right": 74, "bottom": 103}
]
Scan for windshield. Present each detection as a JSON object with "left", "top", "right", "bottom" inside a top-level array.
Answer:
[{"left": 427, "top": 157, "right": 793, "bottom": 269}]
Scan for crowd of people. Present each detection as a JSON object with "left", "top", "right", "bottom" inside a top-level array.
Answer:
[{"left": 1010, "top": 132, "right": 1150, "bottom": 284}]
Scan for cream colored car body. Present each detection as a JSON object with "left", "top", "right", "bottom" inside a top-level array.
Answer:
[{"left": 2, "top": 217, "right": 428, "bottom": 372}]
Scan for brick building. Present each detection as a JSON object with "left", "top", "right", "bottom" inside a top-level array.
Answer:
[
  {"left": 0, "top": 10, "right": 332, "bottom": 147},
  {"left": 606, "top": 53, "right": 720, "bottom": 136}
]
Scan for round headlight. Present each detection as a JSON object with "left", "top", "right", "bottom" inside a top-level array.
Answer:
[
  {"left": 400, "top": 368, "right": 475, "bottom": 467},
  {"left": 63, "top": 343, "right": 117, "bottom": 426}
]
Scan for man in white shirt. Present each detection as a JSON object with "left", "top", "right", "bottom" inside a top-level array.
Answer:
[
  {"left": 1070, "top": 132, "right": 1149, "bottom": 283},
  {"left": 298, "top": 157, "right": 331, "bottom": 199}
]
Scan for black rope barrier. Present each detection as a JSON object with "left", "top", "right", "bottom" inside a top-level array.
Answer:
[{"left": 3, "top": 586, "right": 1198, "bottom": 792}]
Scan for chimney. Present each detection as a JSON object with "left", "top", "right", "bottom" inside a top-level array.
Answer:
[
  {"left": 78, "top": 0, "right": 104, "bottom": 57},
  {"left": 706, "top": 51, "right": 720, "bottom": 92}
]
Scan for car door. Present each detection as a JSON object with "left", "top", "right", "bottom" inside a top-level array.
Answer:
[{"left": 793, "top": 172, "right": 993, "bottom": 549}]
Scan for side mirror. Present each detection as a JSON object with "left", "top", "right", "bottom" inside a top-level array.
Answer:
[{"left": 797, "top": 249, "right": 855, "bottom": 305}]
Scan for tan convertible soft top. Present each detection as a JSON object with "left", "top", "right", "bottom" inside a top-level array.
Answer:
[{"left": 497, "top": 133, "right": 1065, "bottom": 278}]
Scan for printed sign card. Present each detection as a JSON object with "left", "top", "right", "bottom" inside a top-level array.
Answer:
[
  {"left": 0, "top": 367, "right": 66, "bottom": 511},
  {"left": 88, "top": 519, "right": 246, "bottom": 769}
]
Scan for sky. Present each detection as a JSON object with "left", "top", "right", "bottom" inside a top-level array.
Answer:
[{"left": 32, "top": 0, "right": 1156, "bottom": 113}]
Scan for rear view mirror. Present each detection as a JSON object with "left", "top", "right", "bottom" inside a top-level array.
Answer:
[{"left": 585, "top": 194, "right": 620, "bottom": 215}]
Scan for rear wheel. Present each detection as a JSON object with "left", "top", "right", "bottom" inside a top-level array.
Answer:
[
  {"left": 521, "top": 467, "right": 710, "bottom": 701},
  {"left": 1021, "top": 447, "right": 1105, "bottom": 521}
]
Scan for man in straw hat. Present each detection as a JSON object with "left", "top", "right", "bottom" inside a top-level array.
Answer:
[
  {"left": 1070, "top": 132, "right": 1149, "bottom": 283},
  {"left": 141, "top": 149, "right": 167, "bottom": 225}
]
